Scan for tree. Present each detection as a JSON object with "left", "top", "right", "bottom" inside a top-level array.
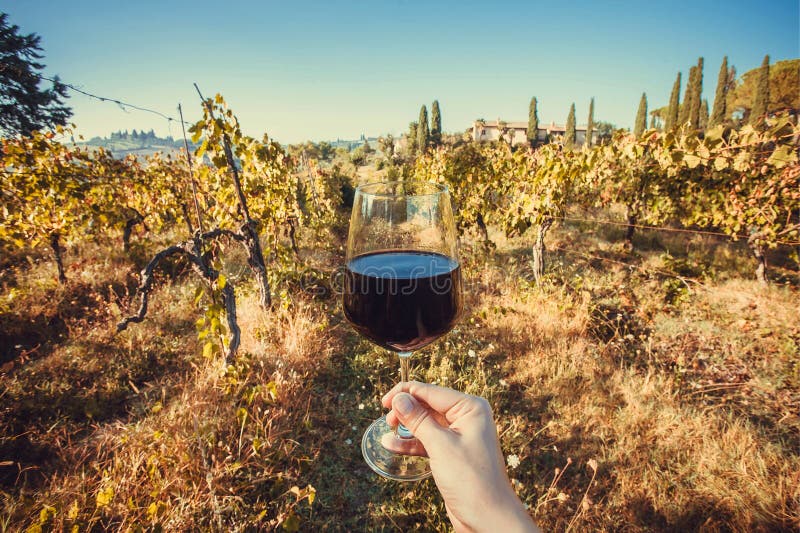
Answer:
[
  {"left": 1, "top": 129, "right": 103, "bottom": 282},
  {"left": 634, "top": 93, "right": 647, "bottom": 137},
  {"left": 417, "top": 105, "right": 429, "bottom": 152},
  {"left": 0, "top": 12, "right": 72, "bottom": 136},
  {"left": 527, "top": 96, "right": 539, "bottom": 146},
  {"left": 689, "top": 57, "right": 704, "bottom": 129},
  {"left": 498, "top": 144, "right": 587, "bottom": 282},
  {"left": 679, "top": 66, "right": 696, "bottom": 126},
  {"left": 586, "top": 97, "right": 594, "bottom": 147},
  {"left": 666, "top": 72, "right": 681, "bottom": 130},
  {"left": 496, "top": 120, "right": 516, "bottom": 146},
  {"left": 430, "top": 100, "right": 442, "bottom": 145},
  {"left": 317, "top": 141, "right": 334, "bottom": 160},
  {"left": 407, "top": 121, "right": 418, "bottom": 154},
  {"left": 594, "top": 120, "right": 616, "bottom": 144},
  {"left": 564, "top": 103, "right": 576, "bottom": 148},
  {"left": 699, "top": 98, "right": 709, "bottom": 130},
  {"left": 363, "top": 139, "right": 374, "bottom": 154},
  {"left": 377, "top": 135, "right": 395, "bottom": 160},
  {"left": 749, "top": 55, "right": 770, "bottom": 125},
  {"left": 709, "top": 56, "right": 728, "bottom": 127},
  {"left": 727, "top": 58, "right": 797, "bottom": 121}
]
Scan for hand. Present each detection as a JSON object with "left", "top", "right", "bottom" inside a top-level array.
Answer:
[{"left": 381, "top": 381, "right": 539, "bottom": 533}]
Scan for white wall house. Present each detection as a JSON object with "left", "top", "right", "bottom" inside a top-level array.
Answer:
[{"left": 471, "top": 120, "right": 594, "bottom": 146}]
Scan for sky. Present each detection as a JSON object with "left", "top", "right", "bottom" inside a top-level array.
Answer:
[{"left": 2, "top": 0, "right": 799, "bottom": 144}]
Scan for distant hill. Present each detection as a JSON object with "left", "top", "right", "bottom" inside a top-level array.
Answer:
[{"left": 81, "top": 129, "right": 197, "bottom": 158}]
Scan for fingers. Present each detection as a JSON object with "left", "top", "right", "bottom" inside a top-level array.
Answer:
[
  {"left": 389, "top": 392, "right": 453, "bottom": 449},
  {"left": 382, "top": 381, "right": 469, "bottom": 414},
  {"left": 380, "top": 432, "right": 429, "bottom": 457},
  {"left": 386, "top": 402, "right": 449, "bottom": 428}
]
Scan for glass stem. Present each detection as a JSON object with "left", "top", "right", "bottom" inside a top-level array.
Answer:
[{"left": 396, "top": 351, "right": 413, "bottom": 439}]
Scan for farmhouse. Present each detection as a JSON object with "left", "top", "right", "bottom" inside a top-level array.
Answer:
[{"left": 471, "top": 120, "right": 594, "bottom": 146}]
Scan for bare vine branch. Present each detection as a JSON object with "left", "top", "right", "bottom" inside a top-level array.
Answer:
[{"left": 116, "top": 228, "right": 243, "bottom": 362}]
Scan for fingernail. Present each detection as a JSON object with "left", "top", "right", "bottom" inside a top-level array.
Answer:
[{"left": 393, "top": 393, "right": 414, "bottom": 416}]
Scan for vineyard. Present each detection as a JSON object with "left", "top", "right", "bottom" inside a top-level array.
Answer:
[{"left": 1, "top": 94, "right": 799, "bottom": 531}]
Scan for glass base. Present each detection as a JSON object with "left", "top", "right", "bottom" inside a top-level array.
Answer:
[{"left": 361, "top": 415, "right": 432, "bottom": 481}]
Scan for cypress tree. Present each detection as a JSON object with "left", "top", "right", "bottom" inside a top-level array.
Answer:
[
  {"left": 679, "top": 66, "right": 696, "bottom": 125},
  {"left": 700, "top": 99, "right": 709, "bottom": 129},
  {"left": 417, "top": 105, "right": 429, "bottom": 152},
  {"left": 564, "top": 103, "right": 576, "bottom": 148},
  {"left": 709, "top": 56, "right": 728, "bottom": 127},
  {"left": 689, "top": 57, "right": 704, "bottom": 129},
  {"left": 586, "top": 97, "right": 595, "bottom": 147},
  {"left": 527, "top": 97, "right": 539, "bottom": 146},
  {"left": 750, "top": 54, "right": 770, "bottom": 125},
  {"left": 430, "top": 100, "right": 442, "bottom": 145},
  {"left": 634, "top": 93, "right": 647, "bottom": 137},
  {"left": 408, "top": 121, "right": 418, "bottom": 154},
  {"left": 666, "top": 72, "right": 681, "bottom": 130}
]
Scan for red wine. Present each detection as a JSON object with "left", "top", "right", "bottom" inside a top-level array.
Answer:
[{"left": 343, "top": 250, "right": 462, "bottom": 352}]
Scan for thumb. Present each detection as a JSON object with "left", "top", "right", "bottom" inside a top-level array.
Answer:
[{"left": 392, "top": 392, "right": 450, "bottom": 450}]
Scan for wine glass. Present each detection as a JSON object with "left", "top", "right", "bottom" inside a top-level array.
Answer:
[{"left": 342, "top": 180, "right": 463, "bottom": 481}]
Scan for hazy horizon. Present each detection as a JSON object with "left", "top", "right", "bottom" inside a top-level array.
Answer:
[{"left": 4, "top": 0, "right": 798, "bottom": 144}]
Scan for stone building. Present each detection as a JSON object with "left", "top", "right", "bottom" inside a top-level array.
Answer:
[{"left": 470, "top": 119, "right": 593, "bottom": 146}]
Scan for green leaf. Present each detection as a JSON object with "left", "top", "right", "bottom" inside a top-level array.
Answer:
[
  {"left": 713, "top": 157, "right": 729, "bottom": 171},
  {"left": 684, "top": 154, "right": 702, "bottom": 169},
  {"left": 704, "top": 125, "right": 725, "bottom": 141},
  {"left": 281, "top": 510, "right": 300, "bottom": 532},
  {"left": 767, "top": 144, "right": 796, "bottom": 169},
  {"left": 733, "top": 151, "right": 752, "bottom": 172}
]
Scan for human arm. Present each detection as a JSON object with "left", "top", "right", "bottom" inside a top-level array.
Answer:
[{"left": 381, "top": 381, "right": 539, "bottom": 533}]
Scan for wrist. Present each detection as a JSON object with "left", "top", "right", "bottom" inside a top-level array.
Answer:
[{"left": 472, "top": 482, "right": 536, "bottom": 533}]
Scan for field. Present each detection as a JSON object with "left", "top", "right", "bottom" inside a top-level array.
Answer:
[{"left": 1, "top": 200, "right": 798, "bottom": 531}]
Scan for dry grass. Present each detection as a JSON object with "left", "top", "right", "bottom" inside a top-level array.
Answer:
[{"left": 0, "top": 216, "right": 798, "bottom": 531}]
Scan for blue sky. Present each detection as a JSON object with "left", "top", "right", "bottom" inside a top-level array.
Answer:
[{"left": 3, "top": 0, "right": 798, "bottom": 143}]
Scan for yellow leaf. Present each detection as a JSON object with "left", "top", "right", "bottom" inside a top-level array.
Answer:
[
  {"left": 146, "top": 501, "right": 161, "bottom": 520},
  {"left": 39, "top": 505, "right": 56, "bottom": 524},
  {"left": 96, "top": 485, "right": 114, "bottom": 508},
  {"left": 265, "top": 381, "right": 278, "bottom": 401},
  {"left": 67, "top": 500, "right": 79, "bottom": 520},
  {"left": 217, "top": 273, "right": 227, "bottom": 290},
  {"left": 203, "top": 342, "right": 214, "bottom": 358},
  {"left": 193, "top": 286, "right": 205, "bottom": 306}
]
